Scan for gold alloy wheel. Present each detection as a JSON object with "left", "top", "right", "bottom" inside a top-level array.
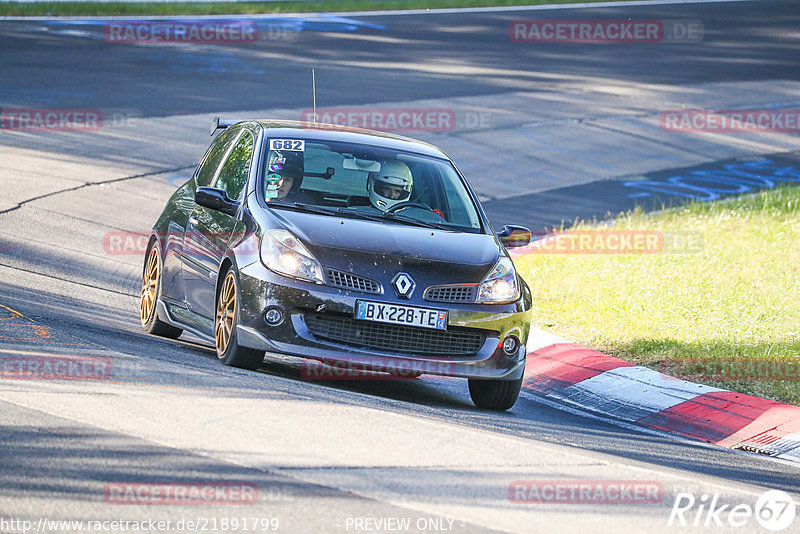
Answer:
[
  {"left": 216, "top": 272, "right": 237, "bottom": 355},
  {"left": 140, "top": 246, "right": 159, "bottom": 325}
]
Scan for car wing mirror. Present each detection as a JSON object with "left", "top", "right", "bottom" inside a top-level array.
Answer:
[
  {"left": 195, "top": 186, "right": 239, "bottom": 217},
  {"left": 497, "top": 225, "right": 532, "bottom": 248}
]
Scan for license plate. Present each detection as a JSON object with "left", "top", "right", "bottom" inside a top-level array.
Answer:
[{"left": 356, "top": 300, "right": 447, "bottom": 330}]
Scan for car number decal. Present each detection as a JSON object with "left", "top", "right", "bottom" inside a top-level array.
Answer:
[{"left": 270, "top": 139, "right": 304, "bottom": 151}]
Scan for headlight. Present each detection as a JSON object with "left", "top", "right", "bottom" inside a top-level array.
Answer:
[
  {"left": 477, "top": 256, "right": 519, "bottom": 303},
  {"left": 260, "top": 229, "right": 323, "bottom": 284}
]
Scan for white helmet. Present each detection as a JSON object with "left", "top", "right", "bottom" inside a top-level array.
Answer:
[{"left": 367, "top": 160, "right": 413, "bottom": 211}]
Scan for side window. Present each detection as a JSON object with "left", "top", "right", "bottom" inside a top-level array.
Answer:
[
  {"left": 215, "top": 131, "right": 254, "bottom": 201},
  {"left": 439, "top": 169, "right": 481, "bottom": 229},
  {"left": 196, "top": 127, "right": 240, "bottom": 187}
]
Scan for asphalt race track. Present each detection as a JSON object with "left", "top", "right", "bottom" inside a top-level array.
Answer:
[{"left": 1, "top": 1, "right": 799, "bottom": 533}]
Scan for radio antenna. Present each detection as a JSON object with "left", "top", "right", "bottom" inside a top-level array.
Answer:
[{"left": 312, "top": 69, "right": 317, "bottom": 123}]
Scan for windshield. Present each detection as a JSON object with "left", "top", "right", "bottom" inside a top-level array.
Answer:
[{"left": 261, "top": 138, "right": 483, "bottom": 233}]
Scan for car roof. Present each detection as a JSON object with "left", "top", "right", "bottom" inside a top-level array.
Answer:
[{"left": 239, "top": 120, "right": 451, "bottom": 160}]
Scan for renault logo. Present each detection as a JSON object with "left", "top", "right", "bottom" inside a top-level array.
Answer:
[{"left": 392, "top": 273, "right": 415, "bottom": 299}]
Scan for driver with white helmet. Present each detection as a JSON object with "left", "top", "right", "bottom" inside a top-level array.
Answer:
[{"left": 367, "top": 160, "right": 413, "bottom": 211}]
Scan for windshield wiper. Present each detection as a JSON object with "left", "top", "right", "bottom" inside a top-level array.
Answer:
[
  {"left": 266, "top": 202, "right": 344, "bottom": 217},
  {"left": 380, "top": 212, "right": 451, "bottom": 230},
  {"left": 268, "top": 202, "right": 450, "bottom": 230},
  {"left": 326, "top": 208, "right": 448, "bottom": 229},
  {"left": 268, "top": 203, "right": 391, "bottom": 223}
]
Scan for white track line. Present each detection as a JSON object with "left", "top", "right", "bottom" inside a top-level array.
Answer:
[{"left": 1, "top": 0, "right": 759, "bottom": 22}]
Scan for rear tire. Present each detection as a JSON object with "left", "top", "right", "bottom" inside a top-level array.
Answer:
[
  {"left": 140, "top": 241, "right": 183, "bottom": 339},
  {"left": 215, "top": 267, "right": 264, "bottom": 370},
  {"left": 468, "top": 376, "right": 523, "bottom": 410}
]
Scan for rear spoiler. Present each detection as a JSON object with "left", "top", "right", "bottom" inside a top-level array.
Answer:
[{"left": 210, "top": 117, "right": 241, "bottom": 136}]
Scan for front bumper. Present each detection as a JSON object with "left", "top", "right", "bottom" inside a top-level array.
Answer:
[{"left": 236, "top": 261, "right": 532, "bottom": 380}]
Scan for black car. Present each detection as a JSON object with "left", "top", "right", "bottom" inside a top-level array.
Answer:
[{"left": 140, "top": 119, "right": 533, "bottom": 410}]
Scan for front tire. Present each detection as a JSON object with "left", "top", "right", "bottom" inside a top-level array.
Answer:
[
  {"left": 140, "top": 241, "right": 183, "bottom": 339},
  {"left": 215, "top": 268, "right": 264, "bottom": 370},
  {"left": 468, "top": 376, "right": 523, "bottom": 410}
]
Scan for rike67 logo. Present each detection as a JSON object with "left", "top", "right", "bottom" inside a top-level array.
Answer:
[{"left": 668, "top": 490, "right": 796, "bottom": 531}]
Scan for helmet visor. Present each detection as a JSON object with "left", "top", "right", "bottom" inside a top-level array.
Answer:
[{"left": 373, "top": 176, "right": 411, "bottom": 201}]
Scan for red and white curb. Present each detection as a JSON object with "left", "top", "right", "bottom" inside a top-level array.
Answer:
[{"left": 523, "top": 328, "right": 800, "bottom": 463}]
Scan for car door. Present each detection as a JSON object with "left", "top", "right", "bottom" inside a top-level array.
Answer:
[
  {"left": 182, "top": 127, "right": 255, "bottom": 322},
  {"left": 162, "top": 128, "right": 238, "bottom": 307}
]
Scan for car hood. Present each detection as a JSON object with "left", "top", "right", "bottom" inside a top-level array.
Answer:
[{"left": 268, "top": 209, "right": 502, "bottom": 284}]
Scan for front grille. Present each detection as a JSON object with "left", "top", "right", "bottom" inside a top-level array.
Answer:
[
  {"left": 304, "top": 313, "right": 486, "bottom": 356},
  {"left": 424, "top": 285, "right": 477, "bottom": 303},
  {"left": 325, "top": 269, "right": 382, "bottom": 294}
]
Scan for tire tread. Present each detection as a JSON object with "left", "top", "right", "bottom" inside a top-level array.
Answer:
[{"left": 468, "top": 376, "right": 523, "bottom": 411}]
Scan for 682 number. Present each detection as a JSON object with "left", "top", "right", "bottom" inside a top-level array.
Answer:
[{"left": 270, "top": 139, "right": 304, "bottom": 151}]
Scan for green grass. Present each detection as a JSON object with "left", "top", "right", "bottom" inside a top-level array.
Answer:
[
  {"left": 0, "top": 0, "right": 627, "bottom": 17},
  {"left": 515, "top": 185, "right": 800, "bottom": 405}
]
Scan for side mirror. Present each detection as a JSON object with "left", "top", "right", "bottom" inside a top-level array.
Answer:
[
  {"left": 195, "top": 186, "right": 239, "bottom": 217},
  {"left": 497, "top": 225, "right": 532, "bottom": 248}
]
